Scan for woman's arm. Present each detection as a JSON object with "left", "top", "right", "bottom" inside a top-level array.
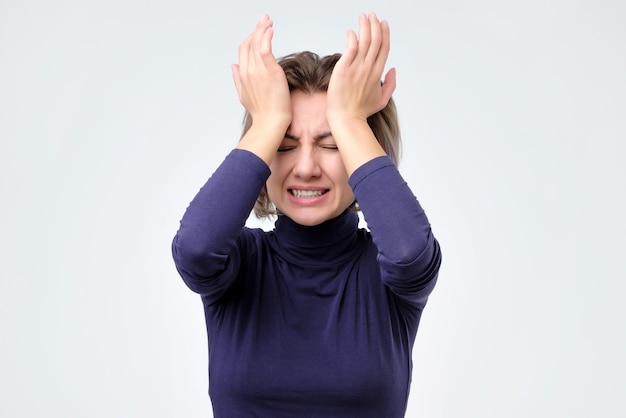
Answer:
[
  {"left": 171, "top": 149, "right": 269, "bottom": 301},
  {"left": 172, "top": 14, "right": 291, "bottom": 302},
  {"left": 350, "top": 156, "right": 442, "bottom": 306},
  {"left": 329, "top": 14, "right": 440, "bottom": 304}
]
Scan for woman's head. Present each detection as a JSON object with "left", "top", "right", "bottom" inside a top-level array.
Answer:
[{"left": 242, "top": 51, "right": 402, "bottom": 218}]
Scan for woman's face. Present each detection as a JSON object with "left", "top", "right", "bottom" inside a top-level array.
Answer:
[{"left": 266, "top": 91, "right": 355, "bottom": 227}]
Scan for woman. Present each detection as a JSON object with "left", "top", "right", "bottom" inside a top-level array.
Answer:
[{"left": 172, "top": 13, "right": 442, "bottom": 417}]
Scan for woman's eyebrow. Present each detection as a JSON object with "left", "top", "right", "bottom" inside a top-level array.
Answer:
[
  {"left": 313, "top": 131, "right": 333, "bottom": 140},
  {"left": 284, "top": 131, "right": 333, "bottom": 141}
]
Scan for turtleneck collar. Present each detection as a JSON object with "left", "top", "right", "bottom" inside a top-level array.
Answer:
[{"left": 268, "top": 210, "right": 361, "bottom": 266}]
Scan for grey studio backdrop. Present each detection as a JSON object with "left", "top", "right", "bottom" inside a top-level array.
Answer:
[{"left": 1, "top": 0, "right": 624, "bottom": 417}]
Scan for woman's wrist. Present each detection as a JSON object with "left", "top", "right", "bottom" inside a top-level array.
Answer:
[
  {"left": 329, "top": 116, "right": 387, "bottom": 175},
  {"left": 236, "top": 119, "right": 290, "bottom": 166}
]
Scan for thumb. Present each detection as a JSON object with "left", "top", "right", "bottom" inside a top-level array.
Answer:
[
  {"left": 231, "top": 63, "right": 242, "bottom": 95},
  {"left": 381, "top": 67, "right": 397, "bottom": 104}
]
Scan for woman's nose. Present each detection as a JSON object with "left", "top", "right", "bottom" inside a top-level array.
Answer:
[{"left": 292, "top": 147, "right": 322, "bottom": 180}]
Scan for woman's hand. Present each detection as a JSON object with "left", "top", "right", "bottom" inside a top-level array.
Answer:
[
  {"left": 233, "top": 15, "right": 292, "bottom": 165},
  {"left": 327, "top": 13, "right": 396, "bottom": 122},
  {"left": 231, "top": 14, "right": 292, "bottom": 130},
  {"left": 325, "top": 13, "right": 395, "bottom": 175}
]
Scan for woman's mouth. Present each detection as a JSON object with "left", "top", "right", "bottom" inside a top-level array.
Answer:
[{"left": 289, "top": 189, "right": 328, "bottom": 198}]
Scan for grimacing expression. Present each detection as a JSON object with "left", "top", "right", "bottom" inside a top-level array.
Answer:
[{"left": 266, "top": 91, "right": 355, "bottom": 226}]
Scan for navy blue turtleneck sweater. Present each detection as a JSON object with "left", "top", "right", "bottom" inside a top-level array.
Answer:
[{"left": 172, "top": 149, "right": 441, "bottom": 417}]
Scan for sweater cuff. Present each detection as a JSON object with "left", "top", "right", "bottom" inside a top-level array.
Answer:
[
  {"left": 348, "top": 155, "right": 395, "bottom": 190},
  {"left": 227, "top": 148, "right": 272, "bottom": 180}
]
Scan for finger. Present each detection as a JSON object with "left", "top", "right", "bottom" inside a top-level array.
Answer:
[
  {"left": 238, "top": 15, "right": 269, "bottom": 77},
  {"left": 380, "top": 19, "right": 391, "bottom": 59},
  {"left": 250, "top": 15, "right": 273, "bottom": 68},
  {"left": 356, "top": 13, "right": 371, "bottom": 61},
  {"left": 254, "top": 13, "right": 270, "bottom": 33},
  {"left": 372, "top": 19, "right": 391, "bottom": 79},
  {"left": 259, "top": 25, "right": 275, "bottom": 66},
  {"left": 337, "top": 29, "right": 358, "bottom": 67},
  {"left": 237, "top": 31, "right": 253, "bottom": 77},
  {"left": 365, "top": 13, "right": 382, "bottom": 64}
]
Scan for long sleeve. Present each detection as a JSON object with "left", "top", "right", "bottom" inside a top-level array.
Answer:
[
  {"left": 171, "top": 149, "right": 270, "bottom": 302},
  {"left": 349, "top": 156, "right": 442, "bottom": 306}
]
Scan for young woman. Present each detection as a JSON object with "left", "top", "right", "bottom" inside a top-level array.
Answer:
[{"left": 172, "top": 13, "right": 442, "bottom": 417}]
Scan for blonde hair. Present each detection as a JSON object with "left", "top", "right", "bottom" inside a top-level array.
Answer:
[{"left": 239, "top": 51, "right": 402, "bottom": 218}]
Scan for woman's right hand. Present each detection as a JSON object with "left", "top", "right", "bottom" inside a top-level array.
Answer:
[{"left": 231, "top": 15, "right": 292, "bottom": 130}]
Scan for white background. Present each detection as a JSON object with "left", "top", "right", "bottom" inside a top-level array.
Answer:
[{"left": 1, "top": 0, "right": 624, "bottom": 417}]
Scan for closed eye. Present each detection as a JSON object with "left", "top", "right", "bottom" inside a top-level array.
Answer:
[{"left": 277, "top": 137, "right": 298, "bottom": 153}]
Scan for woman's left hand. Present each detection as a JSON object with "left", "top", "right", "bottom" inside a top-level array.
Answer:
[{"left": 327, "top": 13, "right": 396, "bottom": 122}]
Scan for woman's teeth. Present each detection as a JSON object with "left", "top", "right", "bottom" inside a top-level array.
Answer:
[{"left": 290, "top": 189, "right": 326, "bottom": 198}]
